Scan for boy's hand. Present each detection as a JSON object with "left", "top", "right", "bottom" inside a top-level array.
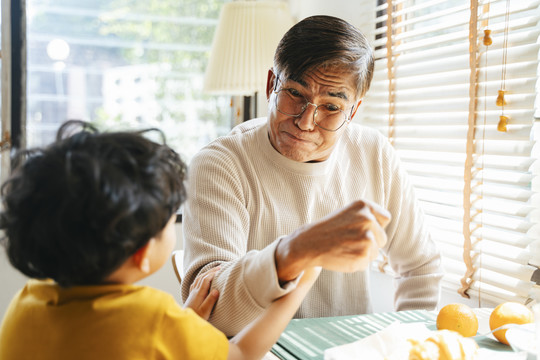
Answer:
[{"left": 184, "top": 266, "right": 220, "bottom": 320}]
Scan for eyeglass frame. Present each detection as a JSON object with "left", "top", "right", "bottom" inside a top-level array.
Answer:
[{"left": 272, "top": 75, "right": 355, "bottom": 132}]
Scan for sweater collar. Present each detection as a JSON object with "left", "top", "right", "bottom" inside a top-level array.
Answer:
[{"left": 257, "top": 120, "right": 340, "bottom": 176}]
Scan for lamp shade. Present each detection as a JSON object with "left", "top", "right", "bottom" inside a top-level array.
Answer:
[{"left": 203, "top": 1, "right": 294, "bottom": 95}]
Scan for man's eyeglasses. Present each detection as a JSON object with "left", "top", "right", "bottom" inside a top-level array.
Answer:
[{"left": 273, "top": 78, "right": 354, "bottom": 132}]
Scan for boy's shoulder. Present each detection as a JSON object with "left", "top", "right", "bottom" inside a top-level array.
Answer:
[{"left": 12, "top": 280, "right": 179, "bottom": 313}]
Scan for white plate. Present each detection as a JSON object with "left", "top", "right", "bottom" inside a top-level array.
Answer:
[{"left": 505, "top": 323, "right": 537, "bottom": 360}]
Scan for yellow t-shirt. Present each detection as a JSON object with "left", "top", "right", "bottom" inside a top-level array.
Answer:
[{"left": 0, "top": 279, "right": 229, "bottom": 360}]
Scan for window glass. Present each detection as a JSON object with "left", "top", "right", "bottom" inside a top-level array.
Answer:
[{"left": 26, "top": 0, "right": 230, "bottom": 161}]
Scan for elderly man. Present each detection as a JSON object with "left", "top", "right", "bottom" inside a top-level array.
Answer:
[{"left": 182, "top": 15, "right": 443, "bottom": 337}]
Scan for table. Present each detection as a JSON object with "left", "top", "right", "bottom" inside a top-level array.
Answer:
[{"left": 267, "top": 309, "right": 515, "bottom": 360}]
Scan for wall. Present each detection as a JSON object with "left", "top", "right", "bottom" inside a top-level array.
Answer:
[
  {"left": 370, "top": 271, "right": 497, "bottom": 314},
  {"left": 288, "top": 0, "right": 374, "bottom": 34},
  {"left": 0, "top": 247, "right": 27, "bottom": 317}
]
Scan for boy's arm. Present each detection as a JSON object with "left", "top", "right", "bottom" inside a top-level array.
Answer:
[{"left": 227, "top": 267, "right": 321, "bottom": 360}]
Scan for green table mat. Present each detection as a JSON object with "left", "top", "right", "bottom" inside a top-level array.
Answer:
[{"left": 271, "top": 309, "right": 512, "bottom": 360}]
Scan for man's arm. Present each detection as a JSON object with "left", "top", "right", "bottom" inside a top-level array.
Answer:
[
  {"left": 182, "top": 148, "right": 296, "bottom": 337},
  {"left": 381, "top": 142, "right": 443, "bottom": 311},
  {"left": 388, "top": 193, "right": 443, "bottom": 311}
]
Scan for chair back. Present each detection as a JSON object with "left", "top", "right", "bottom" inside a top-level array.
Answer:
[{"left": 171, "top": 249, "right": 184, "bottom": 284}]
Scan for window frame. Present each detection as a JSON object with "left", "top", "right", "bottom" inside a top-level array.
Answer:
[{"left": 1, "top": 0, "right": 26, "bottom": 183}]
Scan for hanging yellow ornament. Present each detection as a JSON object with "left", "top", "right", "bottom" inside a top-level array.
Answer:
[
  {"left": 483, "top": 29, "right": 492, "bottom": 46},
  {"left": 496, "top": 0, "right": 511, "bottom": 133},
  {"left": 496, "top": 90, "right": 507, "bottom": 106},
  {"left": 497, "top": 115, "right": 508, "bottom": 132}
]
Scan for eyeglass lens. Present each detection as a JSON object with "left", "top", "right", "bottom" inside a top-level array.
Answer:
[{"left": 275, "top": 89, "right": 348, "bottom": 131}]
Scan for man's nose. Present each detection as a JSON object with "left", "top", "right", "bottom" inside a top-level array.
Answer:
[{"left": 295, "top": 103, "right": 317, "bottom": 131}]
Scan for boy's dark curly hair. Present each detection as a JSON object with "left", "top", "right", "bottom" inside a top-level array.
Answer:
[{"left": 0, "top": 120, "right": 187, "bottom": 287}]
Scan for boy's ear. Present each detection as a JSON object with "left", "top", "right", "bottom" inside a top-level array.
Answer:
[{"left": 132, "top": 239, "right": 155, "bottom": 274}]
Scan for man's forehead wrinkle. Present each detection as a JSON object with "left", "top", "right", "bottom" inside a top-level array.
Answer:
[
  {"left": 286, "top": 76, "right": 307, "bottom": 87},
  {"left": 284, "top": 75, "right": 351, "bottom": 101}
]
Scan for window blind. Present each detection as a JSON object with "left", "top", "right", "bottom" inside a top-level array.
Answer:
[{"left": 358, "top": 0, "right": 540, "bottom": 305}]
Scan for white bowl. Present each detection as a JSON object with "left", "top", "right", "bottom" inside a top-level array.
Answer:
[{"left": 505, "top": 323, "right": 537, "bottom": 360}]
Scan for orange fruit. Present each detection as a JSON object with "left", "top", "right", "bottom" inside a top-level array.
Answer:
[
  {"left": 436, "top": 303, "right": 479, "bottom": 337},
  {"left": 489, "top": 302, "right": 534, "bottom": 345}
]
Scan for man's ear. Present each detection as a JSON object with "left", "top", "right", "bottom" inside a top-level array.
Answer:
[
  {"left": 132, "top": 239, "right": 155, "bottom": 274},
  {"left": 351, "top": 99, "right": 363, "bottom": 119},
  {"left": 266, "top": 68, "right": 276, "bottom": 100}
]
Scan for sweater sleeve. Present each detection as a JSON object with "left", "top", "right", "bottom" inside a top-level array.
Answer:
[
  {"left": 181, "top": 143, "right": 298, "bottom": 337},
  {"left": 379, "top": 139, "right": 444, "bottom": 311}
]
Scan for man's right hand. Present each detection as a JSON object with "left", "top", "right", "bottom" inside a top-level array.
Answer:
[{"left": 275, "top": 200, "right": 391, "bottom": 283}]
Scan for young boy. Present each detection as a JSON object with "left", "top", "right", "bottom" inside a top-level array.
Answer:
[{"left": 0, "top": 120, "right": 319, "bottom": 360}]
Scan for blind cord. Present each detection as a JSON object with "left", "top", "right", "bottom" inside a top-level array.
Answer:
[
  {"left": 496, "top": 0, "right": 511, "bottom": 131},
  {"left": 477, "top": 0, "right": 493, "bottom": 308},
  {"left": 459, "top": 0, "right": 480, "bottom": 300}
]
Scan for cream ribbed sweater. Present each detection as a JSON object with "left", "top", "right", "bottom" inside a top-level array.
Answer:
[{"left": 182, "top": 118, "right": 443, "bottom": 337}]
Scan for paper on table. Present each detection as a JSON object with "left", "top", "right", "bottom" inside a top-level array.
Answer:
[
  {"left": 324, "top": 321, "right": 431, "bottom": 360},
  {"left": 323, "top": 321, "right": 528, "bottom": 360}
]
